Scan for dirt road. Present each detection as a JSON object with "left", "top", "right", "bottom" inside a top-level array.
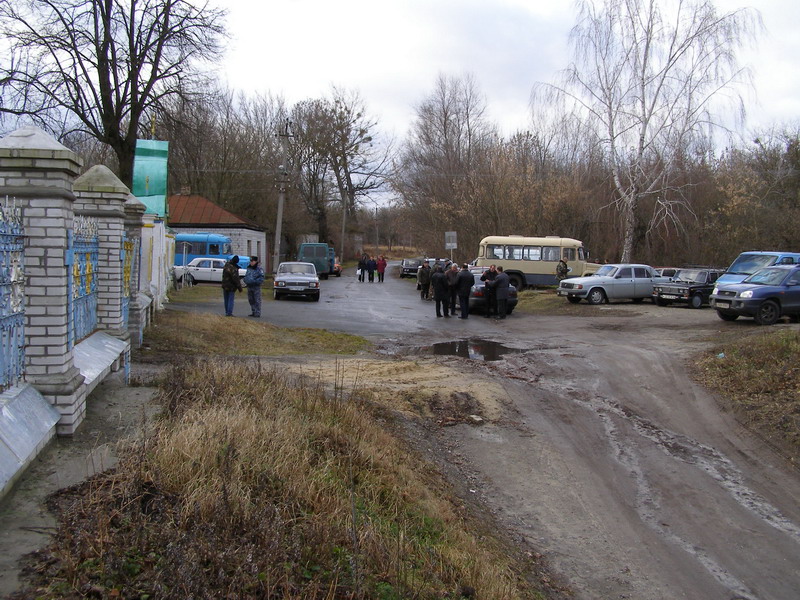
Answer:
[{"left": 388, "top": 305, "right": 800, "bottom": 600}]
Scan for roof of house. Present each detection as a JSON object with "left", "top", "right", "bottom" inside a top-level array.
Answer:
[{"left": 167, "top": 194, "right": 264, "bottom": 231}]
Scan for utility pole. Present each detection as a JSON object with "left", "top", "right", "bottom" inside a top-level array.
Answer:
[{"left": 273, "top": 120, "right": 292, "bottom": 272}]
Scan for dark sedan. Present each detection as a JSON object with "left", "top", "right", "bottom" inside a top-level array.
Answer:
[
  {"left": 468, "top": 282, "right": 518, "bottom": 315},
  {"left": 652, "top": 268, "right": 724, "bottom": 308},
  {"left": 709, "top": 265, "right": 800, "bottom": 325},
  {"left": 400, "top": 258, "right": 422, "bottom": 278}
]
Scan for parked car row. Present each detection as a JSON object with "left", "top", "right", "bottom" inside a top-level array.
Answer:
[
  {"left": 173, "top": 257, "right": 246, "bottom": 285},
  {"left": 556, "top": 253, "right": 800, "bottom": 326}
]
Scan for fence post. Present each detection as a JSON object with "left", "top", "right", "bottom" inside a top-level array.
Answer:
[
  {"left": 0, "top": 126, "right": 87, "bottom": 434},
  {"left": 124, "top": 195, "right": 147, "bottom": 347}
]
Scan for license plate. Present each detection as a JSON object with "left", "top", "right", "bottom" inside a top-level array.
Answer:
[
  {"left": 661, "top": 294, "right": 678, "bottom": 299},
  {"left": 714, "top": 300, "right": 730, "bottom": 308},
  {"left": 290, "top": 286, "right": 305, "bottom": 291},
  {"left": 557, "top": 290, "right": 568, "bottom": 296}
]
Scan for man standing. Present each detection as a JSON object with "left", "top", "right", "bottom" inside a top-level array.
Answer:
[
  {"left": 221, "top": 255, "right": 243, "bottom": 316},
  {"left": 480, "top": 264, "right": 498, "bottom": 318},
  {"left": 492, "top": 266, "right": 510, "bottom": 319},
  {"left": 417, "top": 261, "right": 432, "bottom": 300},
  {"left": 445, "top": 262, "right": 460, "bottom": 315},
  {"left": 456, "top": 264, "right": 475, "bottom": 319},
  {"left": 243, "top": 256, "right": 265, "bottom": 317},
  {"left": 557, "top": 257, "right": 569, "bottom": 281},
  {"left": 430, "top": 265, "right": 450, "bottom": 317}
]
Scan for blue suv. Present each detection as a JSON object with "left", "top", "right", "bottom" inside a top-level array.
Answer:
[{"left": 710, "top": 265, "right": 800, "bottom": 325}]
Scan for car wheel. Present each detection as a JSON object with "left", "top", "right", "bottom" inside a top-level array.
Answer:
[
  {"left": 336, "top": 272, "right": 341, "bottom": 277},
  {"left": 185, "top": 273, "right": 195, "bottom": 285},
  {"left": 566, "top": 296, "right": 581, "bottom": 304},
  {"left": 754, "top": 300, "right": 780, "bottom": 325},
  {"left": 312, "top": 292, "right": 320, "bottom": 302},
  {"left": 587, "top": 288, "right": 606, "bottom": 305},
  {"left": 689, "top": 294, "right": 703, "bottom": 309},
  {"left": 655, "top": 297, "right": 669, "bottom": 307},
  {"left": 274, "top": 291, "right": 282, "bottom": 301},
  {"left": 716, "top": 309, "right": 738, "bottom": 321},
  {"left": 632, "top": 297, "right": 644, "bottom": 303}
]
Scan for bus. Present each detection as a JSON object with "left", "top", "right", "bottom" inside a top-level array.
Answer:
[
  {"left": 297, "top": 242, "right": 332, "bottom": 279},
  {"left": 174, "top": 232, "right": 244, "bottom": 266},
  {"left": 474, "top": 235, "right": 599, "bottom": 289}
]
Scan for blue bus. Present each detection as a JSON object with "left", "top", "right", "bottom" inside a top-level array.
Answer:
[
  {"left": 717, "top": 250, "right": 800, "bottom": 285},
  {"left": 174, "top": 232, "right": 245, "bottom": 266}
]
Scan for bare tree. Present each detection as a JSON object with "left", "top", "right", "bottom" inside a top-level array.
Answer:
[
  {"left": 536, "top": 0, "right": 760, "bottom": 261},
  {"left": 0, "top": 0, "right": 227, "bottom": 187}
]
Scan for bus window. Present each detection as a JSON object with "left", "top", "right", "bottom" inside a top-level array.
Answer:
[
  {"left": 578, "top": 247, "right": 586, "bottom": 261},
  {"left": 563, "top": 248, "right": 577, "bottom": 261},
  {"left": 542, "top": 246, "right": 560, "bottom": 261},
  {"left": 209, "top": 243, "right": 221, "bottom": 255},
  {"left": 487, "top": 245, "right": 504, "bottom": 260},
  {"left": 523, "top": 246, "right": 541, "bottom": 260},
  {"left": 508, "top": 245, "right": 523, "bottom": 260}
]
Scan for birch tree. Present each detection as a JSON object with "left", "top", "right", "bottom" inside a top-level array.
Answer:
[{"left": 538, "top": 0, "right": 759, "bottom": 261}]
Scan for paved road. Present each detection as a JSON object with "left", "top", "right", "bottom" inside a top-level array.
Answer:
[{"left": 263, "top": 262, "right": 502, "bottom": 338}]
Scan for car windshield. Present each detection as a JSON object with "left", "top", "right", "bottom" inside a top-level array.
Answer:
[
  {"left": 727, "top": 254, "right": 776, "bottom": 275},
  {"left": 674, "top": 269, "right": 706, "bottom": 283},
  {"left": 742, "top": 267, "right": 789, "bottom": 286},
  {"left": 594, "top": 265, "right": 618, "bottom": 277},
  {"left": 279, "top": 264, "right": 315, "bottom": 275},
  {"left": 404, "top": 259, "right": 421, "bottom": 267}
]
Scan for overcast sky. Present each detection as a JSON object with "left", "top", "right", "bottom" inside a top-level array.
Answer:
[{"left": 219, "top": 0, "right": 799, "bottom": 142}]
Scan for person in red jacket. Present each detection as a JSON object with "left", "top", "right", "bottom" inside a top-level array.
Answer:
[{"left": 376, "top": 255, "right": 387, "bottom": 282}]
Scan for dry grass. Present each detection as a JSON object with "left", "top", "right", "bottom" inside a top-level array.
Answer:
[
  {"left": 137, "top": 309, "right": 368, "bottom": 359},
  {"left": 693, "top": 328, "right": 800, "bottom": 464},
  {"left": 515, "top": 289, "right": 634, "bottom": 316},
  {"left": 15, "top": 360, "right": 550, "bottom": 599}
]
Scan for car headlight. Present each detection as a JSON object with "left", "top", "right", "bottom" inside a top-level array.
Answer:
[
  {"left": 275, "top": 281, "right": 286, "bottom": 287},
  {"left": 740, "top": 290, "right": 753, "bottom": 298},
  {"left": 311, "top": 282, "right": 319, "bottom": 288},
  {"left": 712, "top": 287, "right": 718, "bottom": 295}
]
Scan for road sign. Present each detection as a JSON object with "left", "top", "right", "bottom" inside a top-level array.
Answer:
[{"left": 445, "top": 231, "right": 457, "bottom": 250}]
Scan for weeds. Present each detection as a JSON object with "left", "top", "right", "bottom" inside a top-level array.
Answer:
[
  {"left": 694, "top": 328, "right": 800, "bottom": 464},
  {"left": 14, "top": 359, "right": 547, "bottom": 599}
]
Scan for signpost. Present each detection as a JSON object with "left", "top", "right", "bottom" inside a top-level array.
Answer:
[{"left": 445, "top": 231, "right": 457, "bottom": 262}]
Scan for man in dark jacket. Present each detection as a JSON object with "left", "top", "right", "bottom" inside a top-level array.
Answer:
[
  {"left": 480, "top": 264, "right": 498, "bottom": 318},
  {"left": 417, "top": 262, "right": 432, "bottom": 300},
  {"left": 430, "top": 265, "right": 450, "bottom": 317},
  {"left": 221, "top": 255, "right": 243, "bottom": 316},
  {"left": 456, "top": 264, "right": 476, "bottom": 319},
  {"left": 491, "top": 266, "right": 510, "bottom": 319}
]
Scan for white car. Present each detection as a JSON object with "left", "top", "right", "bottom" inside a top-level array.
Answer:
[
  {"left": 557, "top": 263, "right": 669, "bottom": 304},
  {"left": 273, "top": 261, "right": 321, "bottom": 301},
  {"left": 173, "top": 258, "right": 246, "bottom": 284}
]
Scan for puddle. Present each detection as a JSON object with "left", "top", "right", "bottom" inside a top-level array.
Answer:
[{"left": 422, "top": 339, "right": 522, "bottom": 361}]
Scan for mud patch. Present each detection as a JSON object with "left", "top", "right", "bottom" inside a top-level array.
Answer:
[{"left": 422, "top": 339, "right": 523, "bottom": 361}]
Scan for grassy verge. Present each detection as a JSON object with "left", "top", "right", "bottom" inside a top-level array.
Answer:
[
  {"left": 14, "top": 360, "right": 552, "bottom": 599},
  {"left": 693, "top": 328, "right": 800, "bottom": 464},
  {"left": 515, "top": 289, "right": 633, "bottom": 316},
  {"left": 136, "top": 309, "right": 369, "bottom": 359}
]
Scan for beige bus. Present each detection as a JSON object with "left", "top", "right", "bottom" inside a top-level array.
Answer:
[{"left": 474, "top": 235, "right": 600, "bottom": 289}]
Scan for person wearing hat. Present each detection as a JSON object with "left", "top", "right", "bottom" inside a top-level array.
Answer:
[
  {"left": 456, "top": 263, "right": 475, "bottom": 319},
  {"left": 243, "top": 255, "right": 265, "bottom": 317},
  {"left": 221, "top": 255, "right": 243, "bottom": 316}
]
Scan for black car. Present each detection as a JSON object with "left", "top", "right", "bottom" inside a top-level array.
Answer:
[
  {"left": 652, "top": 268, "right": 724, "bottom": 308},
  {"left": 400, "top": 258, "right": 422, "bottom": 278},
  {"left": 468, "top": 282, "right": 518, "bottom": 315}
]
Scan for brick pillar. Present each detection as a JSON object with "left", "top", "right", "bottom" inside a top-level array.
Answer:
[
  {"left": 74, "top": 165, "right": 129, "bottom": 341},
  {"left": 124, "top": 194, "right": 147, "bottom": 347},
  {"left": 0, "top": 126, "right": 86, "bottom": 434}
]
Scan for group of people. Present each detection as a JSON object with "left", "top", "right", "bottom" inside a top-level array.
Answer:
[
  {"left": 221, "top": 255, "right": 265, "bottom": 317},
  {"left": 417, "top": 261, "right": 510, "bottom": 319},
  {"left": 357, "top": 254, "right": 388, "bottom": 283}
]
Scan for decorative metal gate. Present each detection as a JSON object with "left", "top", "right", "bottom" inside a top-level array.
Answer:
[
  {"left": 67, "top": 216, "right": 99, "bottom": 349},
  {"left": 0, "top": 196, "right": 25, "bottom": 391}
]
